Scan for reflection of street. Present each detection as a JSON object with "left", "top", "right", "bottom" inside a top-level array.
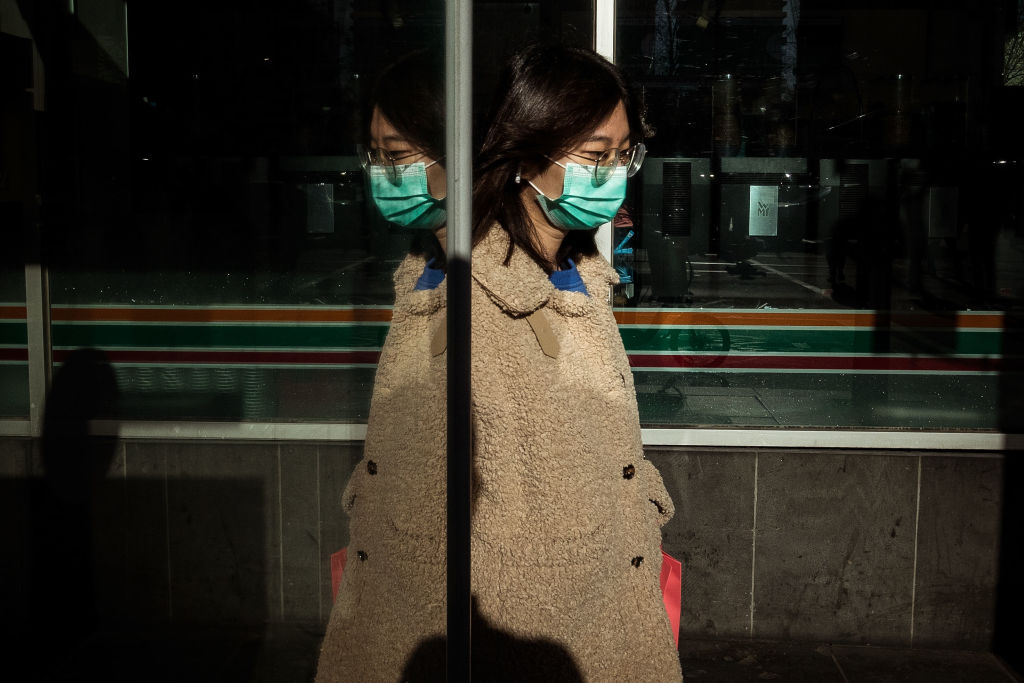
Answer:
[
  {"left": 633, "top": 369, "right": 997, "bottom": 430},
  {"left": 615, "top": 218, "right": 1023, "bottom": 430},
  {"left": 623, "top": 223, "right": 1024, "bottom": 311},
  {"left": 623, "top": 305, "right": 1003, "bottom": 429},
  {"left": 624, "top": 300, "right": 1004, "bottom": 433}
]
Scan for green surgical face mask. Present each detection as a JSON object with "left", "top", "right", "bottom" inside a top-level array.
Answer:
[
  {"left": 367, "top": 160, "right": 446, "bottom": 230},
  {"left": 528, "top": 163, "right": 628, "bottom": 230}
]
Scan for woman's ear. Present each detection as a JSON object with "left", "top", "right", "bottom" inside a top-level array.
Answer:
[{"left": 517, "top": 159, "right": 544, "bottom": 183}]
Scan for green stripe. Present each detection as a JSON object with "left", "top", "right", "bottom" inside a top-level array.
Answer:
[
  {"left": 0, "top": 322, "right": 27, "bottom": 345},
  {"left": 47, "top": 321, "right": 1003, "bottom": 356},
  {"left": 618, "top": 327, "right": 1001, "bottom": 356},
  {"left": 52, "top": 323, "right": 389, "bottom": 349}
]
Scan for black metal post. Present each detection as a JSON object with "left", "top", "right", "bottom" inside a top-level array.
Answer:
[{"left": 445, "top": 0, "right": 472, "bottom": 679}]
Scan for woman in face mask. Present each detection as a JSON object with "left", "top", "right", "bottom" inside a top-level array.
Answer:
[
  {"left": 317, "top": 49, "right": 452, "bottom": 682},
  {"left": 317, "top": 45, "right": 682, "bottom": 683},
  {"left": 360, "top": 48, "right": 448, "bottom": 286},
  {"left": 461, "top": 44, "right": 683, "bottom": 681}
]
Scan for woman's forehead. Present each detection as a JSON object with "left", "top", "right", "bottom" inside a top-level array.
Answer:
[
  {"left": 580, "top": 101, "right": 630, "bottom": 147},
  {"left": 369, "top": 107, "right": 407, "bottom": 143}
]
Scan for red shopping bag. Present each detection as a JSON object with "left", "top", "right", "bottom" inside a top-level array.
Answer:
[
  {"left": 659, "top": 548, "right": 682, "bottom": 647},
  {"left": 330, "top": 547, "right": 348, "bottom": 601},
  {"left": 330, "top": 545, "right": 683, "bottom": 646}
]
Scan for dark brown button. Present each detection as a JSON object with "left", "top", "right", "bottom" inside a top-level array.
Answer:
[
  {"left": 623, "top": 464, "right": 636, "bottom": 480},
  {"left": 631, "top": 556, "right": 644, "bottom": 568},
  {"left": 357, "top": 550, "right": 368, "bottom": 561},
  {"left": 367, "top": 460, "right": 378, "bottom": 475},
  {"left": 649, "top": 498, "right": 666, "bottom": 514}
]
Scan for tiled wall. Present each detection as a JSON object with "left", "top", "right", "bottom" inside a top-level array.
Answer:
[
  {"left": 649, "top": 448, "right": 1002, "bottom": 649},
  {"left": 0, "top": 438, "right": 1003, "bottom": 649},
  {"left": 0, "top": 438, "right": 361, "bottom": 630}
]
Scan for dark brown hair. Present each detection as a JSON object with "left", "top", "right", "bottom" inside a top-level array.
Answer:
[
  {"left": 472, "top": 44, "right": 649, "bottom": 272},
  {"left": 367, "top": 48, "right": 445, "bottom": 162},
  {"left": 367, "top": 48, "right": 446, "bottom": 263}
]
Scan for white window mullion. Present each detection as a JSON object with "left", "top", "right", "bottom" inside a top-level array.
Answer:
[
  {"left": 594, "top": 0, "right": 617, "bottom": 264},
  {"left": 594, "top": 0, "right": 616, "bottom": 61},
  {"left": 25, "top": 264, "right": 51, "bottom": 438}
]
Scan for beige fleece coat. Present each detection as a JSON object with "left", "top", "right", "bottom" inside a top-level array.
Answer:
[{"left": 315, "top": 226, "right": 682, "bottom": 682}]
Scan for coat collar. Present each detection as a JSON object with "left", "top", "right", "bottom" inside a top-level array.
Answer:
[
  {"left": 393, "top": 253, "right": 446, "bottom": 316},
  {"left": 472, "top": 225, "right": 619, "bottom": 317}
]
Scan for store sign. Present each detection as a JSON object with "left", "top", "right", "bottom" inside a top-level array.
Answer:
[{"left": 749, "top": 185, "right": 779, "bottom": 236}]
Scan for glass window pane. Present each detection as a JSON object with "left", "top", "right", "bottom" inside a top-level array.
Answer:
[
  {"left": 38, "top": 1, "right": 449, "bottom": 422},
  {"left": 0, "top": 269, "right": 28, "bottom": 419},
  {"left": 617, "top": 1, "right": 1023, "bottom": 431},
  {"left": 1, "top": 24, "right": 32, "bottom": 420}
]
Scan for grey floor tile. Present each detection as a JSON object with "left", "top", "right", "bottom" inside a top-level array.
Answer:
[
  {"left": 831, "top": 644, "right": 1016, "bottom": 683},
  {"left": 913, "top": 456, "right": 1002, "bottom": 649},
  {"left": 249, "top": 622, "right": 324, "bottom": 683},
  {"left": 120, "top": 443, "right": 172, "bottom": 621},
  {"left": 163, "top": 442, "right": 280, "bottom": 623},
  {"left": 280, "top": 444, "right": 321, "bottom": 622},
  {"left": 0, "top": 438, "right": 30, "bottom": 631},
  {"left": 649, "top": 449, "right": 756, "bottom": 638},
  {"left": 753, "top": 453, "right": 917, "bottom": 643},
  {"left": 674, "top": 525, "right": 756, "bottom": 638},
  {"left": 92, "top": 443, "right": 132, "bottom": 624},
  {"left": 26, "top": 435, "right": 43, "bottom": 475},
  {"left": 677, "top": 638, "right": 846, "bottom": 682},
  {"left": 18, "top": 626, "right": 1024, "bottom": 683},
  {"left": 316, "top": 443, "right": 363, "bottom": 621},
  {"left": 0, "top": 437, "right": 28, "bottom": 474}
]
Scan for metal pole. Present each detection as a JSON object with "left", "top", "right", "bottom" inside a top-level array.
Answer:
[
  {"left": 594, "top": 0, "right": 617, "bottom": 265},
  {"left": 25, "top": 266, "right": 51, "bottom": 439},
  {"left": 445, "top": 0, "right": 473, "bottom": 679}
]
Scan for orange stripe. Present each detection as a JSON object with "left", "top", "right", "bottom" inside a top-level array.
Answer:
[
  {"left": 31, "top": 306, "right": 1006, "bottom": 329},
  {"left": 613, "top": 310, "right": 1004, "bottom": 329},
  {"left": 51, "top": 307, "right": 394, "bottom": 323},
  {"left": 0, "top": 306, "right": 27, "bottom": 319}
]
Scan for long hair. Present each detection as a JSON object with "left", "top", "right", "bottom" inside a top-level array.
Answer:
[
  {"left": 367, "top": 48, "right": 445, "bottom": 162},
  {"left": 472, "top": 44, "right": 650, "bottom": 272},
  {"left": 367, "top": 48, "right": 446, "bottom": 263}
]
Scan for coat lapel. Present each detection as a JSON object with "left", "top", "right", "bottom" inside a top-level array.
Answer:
[
  {"left": 472, "top": 225, "right": 620, "bottom": 319},
  {"left": 393, "top": 253, "right": 447, "bottom": 317},
  {"left": 471, "top": 226, "right": 554, "bottom": 316}
]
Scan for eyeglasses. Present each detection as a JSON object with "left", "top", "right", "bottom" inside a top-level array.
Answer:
[
  {"left": 555, "top": 142, "right": 647, "bottom": 186},
  {"left": 357, "top": 144, "right": 441, "bottom": 184}
]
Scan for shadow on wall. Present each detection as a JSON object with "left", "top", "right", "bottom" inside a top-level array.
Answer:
[
  {"left": 32, "top": 348, "right": 119, "bottom": 646},
  {"left": 400, "top": 597, "right": 584, "bottom": 682},
  {"left": 0, "top": 349, "right": 275, "bottom": 680}
]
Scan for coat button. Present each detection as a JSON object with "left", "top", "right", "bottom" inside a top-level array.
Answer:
[
  {"left": 631, "top": 556, "right": 644, "bottom": 568},
  {"left": 367, "top": 460, "right": 378, "bottom": 475},
  {"left": 357, "top": 550, "right": 368, "bottom": 561},
  {"left": 623, "top": 464, "right": 636, "bottom": 479}
]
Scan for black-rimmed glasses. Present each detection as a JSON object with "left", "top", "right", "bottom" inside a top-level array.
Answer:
[
  {"left": 357, "top": 144, "right": 440, "bottom": 184},
  {"left": 557, "top": 142, "right": 647, "bottom": 185}
]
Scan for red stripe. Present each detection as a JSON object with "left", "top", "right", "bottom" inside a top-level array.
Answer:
[
  {"left": 0, "top": 306, "right": 27, "bottom": 319},
  {"left": 52, "top": 307, "right": 393, "bottom": 323},
  {"left": 613, "top": 310, "right": 1005, "bottom": 329},
  {"left": 36, "top": 348, "right": 1011, "bottom": 373},
  {"left": 52, "top": 349, "right": 382, "bottom": 365},
  {"left": 0, "top": 348, "right": 28, "bottom": 362},
  {"left": 628, "top": 354, "right": 1003, "bottom": 372}
]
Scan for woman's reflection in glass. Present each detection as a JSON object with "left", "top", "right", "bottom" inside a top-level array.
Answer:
[{"left": 316, "top": 48, "right": 450, "bottom": 682}]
